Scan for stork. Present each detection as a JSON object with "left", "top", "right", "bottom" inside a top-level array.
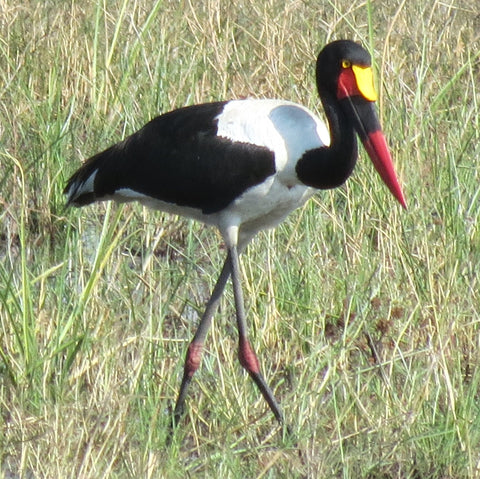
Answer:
[{"left": 64, "top": 39, "right": 406, "bottom": 431}]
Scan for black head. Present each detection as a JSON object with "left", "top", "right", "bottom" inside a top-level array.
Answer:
[
  {"left": 316, "top": 40, "right": 372, "bottom": 98},
  {"left": 313, "top": 39, "right": 407, "bottom": 208}
]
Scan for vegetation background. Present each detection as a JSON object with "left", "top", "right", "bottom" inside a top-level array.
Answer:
[{"left": 1, "top": 0, "right": 480, "bottom": 477}]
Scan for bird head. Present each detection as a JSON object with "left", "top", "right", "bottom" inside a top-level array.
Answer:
[{"left": 316, "top": 40, "right": 406, "bottom": 208}]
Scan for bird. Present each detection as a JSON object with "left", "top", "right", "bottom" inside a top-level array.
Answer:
[{"left": 64, "top": 39, "right": 406, "bottom": 432}]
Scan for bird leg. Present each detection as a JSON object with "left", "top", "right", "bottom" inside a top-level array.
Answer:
[
  {"left": 228, "top": 245, "right": 285, "bottom": 425},
  {"left": 170, "top": 245, "right": 285, "bottom": 438},
  {"left": 171, "top": 257, "right": 231, "bottom": 428}
]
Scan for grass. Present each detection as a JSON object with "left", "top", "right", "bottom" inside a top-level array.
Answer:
[{"left": 1, "top": 0, "right": 480, "bottom": 477}]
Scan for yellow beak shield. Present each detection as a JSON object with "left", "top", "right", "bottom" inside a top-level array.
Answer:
[{"left": 352, "top": 65, "right": 378, "bottom": 102}]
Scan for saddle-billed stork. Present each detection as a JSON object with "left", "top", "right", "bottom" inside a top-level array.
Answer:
[{"left": 65, "top": 40, "right": 406, "bottom": 431}]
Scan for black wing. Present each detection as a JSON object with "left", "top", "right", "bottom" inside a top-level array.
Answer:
[{"left": 65, "top": 101, "right": 276, "bottom": 214}]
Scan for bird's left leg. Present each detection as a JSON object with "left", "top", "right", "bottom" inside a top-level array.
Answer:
[
  {"left": 171, "top": 257, "right": 231, "bottom": 428},
  {"left": 228, "top": 244, "right": 285, "bottom": 425}
]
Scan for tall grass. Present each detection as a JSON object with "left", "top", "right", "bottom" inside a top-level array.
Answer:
[{"left": 1, "top": 0, "right": 480, "bottom": 477}]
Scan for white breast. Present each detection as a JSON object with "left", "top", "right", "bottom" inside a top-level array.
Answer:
[{"left": 215, "top": 99, "right": 330, "bottom": 244}]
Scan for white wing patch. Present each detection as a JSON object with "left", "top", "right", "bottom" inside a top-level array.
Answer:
[
  {"left": 216, "top": 99, "right": 330, "bottom": 177},
  {"left": 216, "top": 99, "right": 287, "bottom": 148}
]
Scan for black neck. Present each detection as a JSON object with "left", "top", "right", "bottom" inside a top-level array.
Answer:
[{"left": 296, "top": 93, "right": 357, "bottom": 189}]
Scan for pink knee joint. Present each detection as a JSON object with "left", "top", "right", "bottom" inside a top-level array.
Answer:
[
  {"left": 238, "top": 338, "right": 260, "bottom": 374},
  {"left": 185, "top": 341, "right": 204, "bottom": 377}
]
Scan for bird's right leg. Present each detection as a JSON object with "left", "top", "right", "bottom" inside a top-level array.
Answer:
[
  {"left": 171, "top": 256, "right": 231, "bottom": 427},
  {"left": 227, "top": 244, "right": 285, "bottom": 425}
]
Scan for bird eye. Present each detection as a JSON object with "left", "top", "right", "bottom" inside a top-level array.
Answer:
[{"left": 342, "top": 60, "right": 352, "bottom": 69}]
